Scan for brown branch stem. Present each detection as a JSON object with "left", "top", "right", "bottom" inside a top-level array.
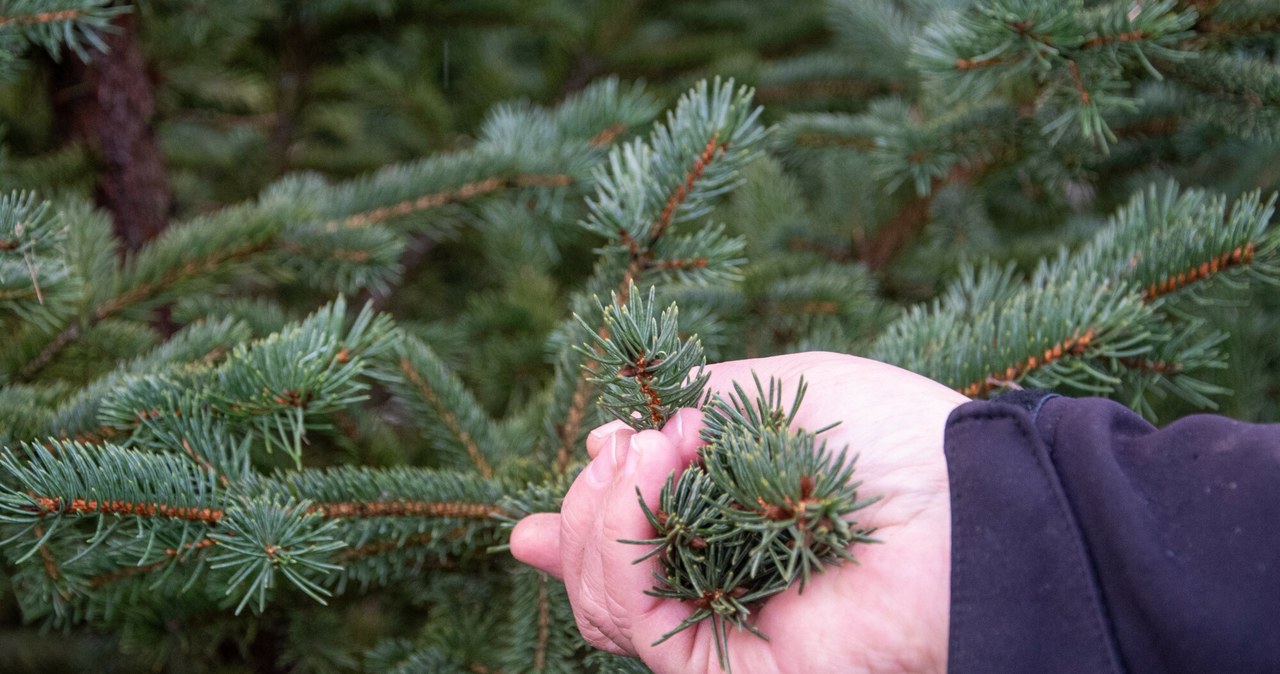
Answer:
[
  {"left": 334, "top": 531, "right": 461, "bottom": 562},
  {"left": 655, "top": 257, "right": 709, "bottom": 271},
  {"left": 860, "top": 161, "right": 990, "bottom": 271},
  {"left": 88, "top": 537, "right": 218, "bottom": 589},
  {"left": 27, "top": 496, "right": 225, "bottom": 524},
  {"left": 1140, "top": 243, "right": 1255, "bottom": 301},
  {"left": 330, "top": 174, "right": 573, "bottom": 231},
  {"left": 18, "top": 238, "right": 273, "bottom": 382},
  {"left": 957, "top": 329, "right": 1098, "bottom": 398},
  {"left": 398, "top": 357, "right": 495, "bottom": 479},
  {"left": 309, "top": 500, "right": 504, "bottom": 519},
  {"left": 0, "top": 9, "right": 82, "bottom": 25},
  {"left": 1116, "top": 357, "right": 1184, "bottom": 374},
  {"left": 535, "top": 572, "right": 550, "bottom": 672},
  {"left": 588, "top": 123, "right": 628, "bottom": 148},
  {"left": 33, "top": 524, "right": 61, "bottom": 583}
]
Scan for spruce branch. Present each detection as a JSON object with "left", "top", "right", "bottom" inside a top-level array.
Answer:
[
  {"left": 535, "top": 570, "right": 551, "bottom": 672},
  {"left": 777, "top": 100, "right": 1011, "bottom": 197},
  {"left": 0, "top": 440, "right": 223, "bottom": 519},
  {"left": 873, "top": 183, "right": 1280, "bottom": 406},
  {"left": 500, "top": 567, "right": 583, "bottom": 674},
  {"left": 15, "top": 202, "right": 288, "bottom": 383},
  {"left": 0, "top": 8, "right": 83, "bottom": 26},
  {"left": 308, "top": 501, "right": 503, "bottom": 520},
  {"left": 365, "top": 639, "right": 465, "bottom": 674},
  {"left": 0, "top": 191, "right": 77, "bottom": 333},
  {"left": 1, "top": 450, "right": 504, "bottom": 619},
  {"left": 325, "top": 174, "right": 575, "bottom": 232},
  {"left": 912, "top": 0, "right": 1198, "bottom": 146},
  {"left": 552, "top": 78, "right": 763, "bottom": 466},
  {"left": 87, "top": 536, "right": 218, "bottom": 590},
  {"left": 380, "top": 334, "right": 500, "bottom": 478},
  {"left": 577, "top": 285, "right": 709, "bottom": 430},
  {"left": 1191, "top": 7, "right": 1280, "bottom": 39},
  {"left": 12, "top": 77, "right": 653, "bottom": 384},
  {"left": 0, "top": 439, "right": 225, "bottom": 573},
  {"left": 1083, "top": 182, "right": 1279, "bottom": 303},
  {"left": 266, "top": 465, "right": 509, "bottom": 586},
  {"left": 0, "top": 0, "right": 127, "bottom": 64},
  {"left": 333, "top": 531, "right": 443, "bottom": 564},
  {"left": 45, "top": 316, "right": 250, "bottom": 442},
  {"left": 207, "top": 498, "right": 345, "bottom": 614},
  {"left": 776, "top": 103, "right": 1008, "bottom": 269},
  {"left": 93, "top": 298, "right": 394, "bottom": 468}
]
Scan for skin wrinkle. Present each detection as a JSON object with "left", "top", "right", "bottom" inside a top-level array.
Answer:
[
  {"left": 598, "top": 508, "right": 638, "bottom": 651},
  {"left": 582, "top": 518, "right": 616, "bottom": 644},
  {"left": 560, "top": 470, "right": 610, "bottom": 649}
]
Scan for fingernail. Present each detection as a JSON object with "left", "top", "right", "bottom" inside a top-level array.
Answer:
[
  {"left": 623, "top": 436, "right": 641, "bottom": 475},
  {"left": 669, "top": 411, "right": 684, "bottom": 438},
  {"left": 587, "top": 434, "right": 622, "bottom": 485}
]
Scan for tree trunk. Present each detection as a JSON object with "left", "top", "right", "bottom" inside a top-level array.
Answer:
[{"left": 52, "top": 12, "right": 172, "bottom": 252}]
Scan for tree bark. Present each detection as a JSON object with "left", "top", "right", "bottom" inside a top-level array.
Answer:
[{"left": 52, "top": 12, "right": 172, "bottom": 252}]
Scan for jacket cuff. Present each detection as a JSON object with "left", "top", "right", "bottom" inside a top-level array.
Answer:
[{"left": 943, "top": 398, "right": 1123, "bottom": 674}]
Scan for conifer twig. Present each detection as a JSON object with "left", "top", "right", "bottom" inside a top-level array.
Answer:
[
  {"left": 0, "top": 9, "right": 82, "bottom": 26},
  {"left": 1194, "top": 15, "right": 1280, "bottom": 38},
  {"left": 32, "top": 524, "right": 61, "bottom": 584},
  {"left": 588, "top": 123, "right": 628, "bottom": 147},
  {"left": 327, "top": 174, "right": 573, "bottom": 231},
  {"left": 334, "top": 531, "right": 456, "bottom": 562},
  {"left": 308, "top": 500, "right": 504, "bottom": 519},
  {"left": 1140, "top": 242, "right": 1255, "bottom": 301},
  {"left": 87, "top": 537, "right": 219, "bottom": 589},
  {"left": 24, "top": 496, "right": 225, "bottom": 524},
  {"left": 957, "top": 329, "right": 1098, "bottom": 397},
  {"left": 756, "top": 78, "right": 898, "bottom": 103},
  {"left": 398, "top": 356, "right": 495, "bottom": 479},
  {"left": 18, "top": 239, "right": 274, "bottom": 382},
  {"left": 1116, "top": 357, "right": 1183, "bottom": 375},
  {"left": 861, "top": 162, "right": 987, "bottom": 270},
  {"left": 535, "top": 573, "right": 551, "bottom": 672}
]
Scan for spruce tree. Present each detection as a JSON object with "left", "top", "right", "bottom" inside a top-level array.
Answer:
[{"left": 0, "top": 2, "right": 1278, "bottom": 673}]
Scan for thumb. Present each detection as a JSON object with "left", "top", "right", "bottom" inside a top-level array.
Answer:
[{"left": 510, "top": 512, "right": 564, "bottom": 579}]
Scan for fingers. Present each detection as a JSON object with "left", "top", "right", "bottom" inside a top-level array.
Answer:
[
  {"left": 517, "top": 413, "right": 700, "bottom": 582},
  {"left": 514, "top": 412, "right": 708, "bottom": 660},
  {"left": 586, "top": 410, "right": 701, "bottom": 462},
  {"left": 559, "top": 418, "right": 709, "bottom": 658},
  {"left": 598, "top": 430, "right": 702, "bottom": 659},
  {"left": 587, "top": 420, "right": 634, "bottom": 459},
  {"left": 661, "top": 407, "right": 705, "bottom": 465},
  {"left": 510, "top": 513, "right": 564, "bottom": 579}
]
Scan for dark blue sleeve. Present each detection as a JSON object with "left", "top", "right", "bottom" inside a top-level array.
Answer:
[{"left": 944, "top": 394, "right": 1280, "bottom": 674}]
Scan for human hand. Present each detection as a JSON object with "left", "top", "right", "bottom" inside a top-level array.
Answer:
[{"left": 511, "top": 352, "right": 969, "bottom": 674}]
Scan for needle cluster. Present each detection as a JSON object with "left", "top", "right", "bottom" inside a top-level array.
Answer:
[{"left": 580, "top": 288, "right": 876, "bottom": 670}]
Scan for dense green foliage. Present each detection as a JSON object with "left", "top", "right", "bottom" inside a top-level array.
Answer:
[{"left": 0, "top": 1, "right": 1278, "bottom": 672}]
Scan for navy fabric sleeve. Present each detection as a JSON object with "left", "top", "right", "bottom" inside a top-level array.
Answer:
[{"left": 945, "top": 395, "right": 1280, "bottom": 674}]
